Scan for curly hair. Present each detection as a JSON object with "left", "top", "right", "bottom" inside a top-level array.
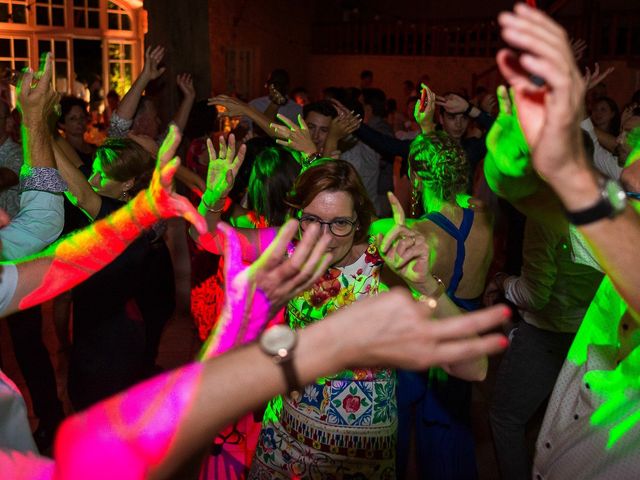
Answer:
[{"left": 409, "top": 131, "right": 468, "bottom": 212}]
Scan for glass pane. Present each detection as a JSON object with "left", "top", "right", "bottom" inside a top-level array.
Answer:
[
  {"left": 124, "top": 62, "right": 132, "bottom": 84},
  {"left": 107, "top": 1, "right": 117, "bottom": 9},
  {"left": 14, "top": 39, "right": 27, "bottom": 58},
  {"left": 36, "top": 5, "right": 49, "bottom": 25},
  {"left": 73, "top": 9, "right": 84, "bottom": 27},
  {"left": 121, "top": 14, "right": 131, "bottom": 31},
  {"left": 87, "top": 10, "right": 99, "bottom": 28},
  {"left": 0, "top": 39, "right": 10, "bottom": 57},
  {"left": 52, "top": 6, "right": 64, "bottom": 26},
  {"left": 123, "top": 44, "right": 132, "bottom": 59},
  {"left": 12, "top": 4, "right": 26, "bottom": 23},
  {"left": 14, "top": 60, "right": 28, "bottom": 72},
  {"left": 55, "top": 40, "right": 67, "bottom": 58},
  {"left": 109, "top": 62, "right": 121, "bottom": 95},
  {"left": 0, "top": 4, "right": 8, "bottom": 23},
  {"left": 52, "top": 0, "right": 65, "bottom": 5},
  {"left": 88, "top": 0, "right": 98, "bottom": 7},
  {"left": 74, "top": 0, "right": 84, "bottom": 6},
  {"left": 108, "top": 43, "right": 121, "bottom": 60},
  {"left": 0, "top": 60, "right": 10, "bottom": 79},
  {"left": 108, "top": 12, "right": 118, "bottom": 30},
  {"left": 38, "top": 40, "right": 51, "bottom": 55}
]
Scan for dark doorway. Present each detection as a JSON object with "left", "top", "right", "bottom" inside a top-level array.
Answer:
[{"left": 73, "top": 39, "right": 102, "bottom": 89}]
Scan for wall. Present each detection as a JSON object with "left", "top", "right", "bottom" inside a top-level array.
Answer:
[
  {"left": 208, "top": 0, "right": 314, "bottom": 98},
  {"left": 306, "top": 55, "right": 640, "bottom": 109}
]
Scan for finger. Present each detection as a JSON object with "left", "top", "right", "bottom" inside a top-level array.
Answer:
[
  {"left": 285, "top": 237, "right": 333, "bottom": 295},
  {"left": 145, "top": 46, "right": 151, "bottom": 58},
  {"left": 425, "top": 304, "right": 511, "bottom": 340},
  {"left": 159, "top": 156, "right": 180, "bottom": 188},
  {"left": 379, "top": 224, "right": 405, "bottom": 254},
  {"left": 275, "top": 138, "right": 291, "bottom": 147},
  {"left": 231, "top": 144, "right": 246, "bottom": 175},
  {"left": 157, "top": 124, "right": 181, "bottom": 169},
  {"left": 276, "top": 113, "right": 297, "bottom": 131},
  {"left": 255, "top": 219, "right": 299, "bottom": 271},
  {"left": 218, "top": 135, "right": 227, "bottom": 161},
  {"left": 298, "top": 114, "right": 309, "bottom": 131},
  {"left": 427, "top": 333, "right": 508, "bottom": 368},
  {"left": 289, "top": 222, "right": 322, "bottom": 270},
  {"left": 388, "top": 191, "right": 406, "bottom": 226},
  {"left": 226, "top": 133, "right": 236, "bottom": 162},
  {"left": 37, "top": 52, "right": 53, "bottom": 89},
  {"left": 206, "top": 137, "right": 216, "bottom": 162},
  {"left": 496, "top": 85, "right": 512, "bottom": 116},
  {"left": 217, "top": 223, "right": 243, "bottom": 281}
]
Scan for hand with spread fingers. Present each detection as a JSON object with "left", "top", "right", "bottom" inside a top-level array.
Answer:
[
  {"left": 202, "top": 133, "right": 246, "bottom": 210},
  {"left": 584, "top": 63, "right": 615, "bottom": 91},
  {"left": 200, "top": 219, "right": 333, "bottom": 358},
  {"left": 177, "top": 73, "right": 196, "bottom": 100},
  {"left": 328, "top": 99, "right": 362, "bottom": 138},
  {"left": 415, "top": 83, "right": 437, "bottom": 134},
  {"left": 141, "top": 45, "right": 166, "bottom": 82},
  {"left": 208, "top": 94, "right": 248, "bottom": 118},
  {"left": 271, "top": 113, "right": 318, "bottom": 157},
  {"left": 378, "top": 192, "right": 431, "bottom": 293},
  {"left": 17, "top": 52, "right": 56, "bottom": 120}
]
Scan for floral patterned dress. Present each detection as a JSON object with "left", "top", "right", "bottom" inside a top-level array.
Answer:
[{"left": 249, "top": 239, "right": 397, "bottom": 479}]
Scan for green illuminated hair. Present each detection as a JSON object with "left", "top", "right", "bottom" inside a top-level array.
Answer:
[
  {"left": 94, "top": 138, "right": 154, "bottom": 196},
  {"left": 409, "top": 131, "right": 468, "bottom": 212}
]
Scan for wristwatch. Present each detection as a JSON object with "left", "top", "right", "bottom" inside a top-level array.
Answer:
[
  {"left": 565, "top": 178, "right": 627, "bottom": 226},
  {"left": 259, "top": 325, "right": 301, "bottom": 396}
]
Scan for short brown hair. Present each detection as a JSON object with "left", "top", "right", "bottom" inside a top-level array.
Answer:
[
  {"left": 286, "top": 159, "right": 374, "bottom": 243},
  {"left": 94, "top": 138, "right": 154, "bottom": 195}
]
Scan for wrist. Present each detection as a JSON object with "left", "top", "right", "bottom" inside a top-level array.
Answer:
[{"left": 545, "top": 164, "right": 601, "bottom": 212}]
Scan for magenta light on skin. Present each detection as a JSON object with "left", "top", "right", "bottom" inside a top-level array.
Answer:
[{"left": 54, "top": 363, "right": 205, "bottom": 479}]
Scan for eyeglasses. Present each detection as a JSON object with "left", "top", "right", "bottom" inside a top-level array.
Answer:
[{"left": 298, "top": 213, "right": 357, "bottom": 237}]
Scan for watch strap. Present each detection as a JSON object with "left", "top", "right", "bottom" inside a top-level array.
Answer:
[
  {"left": 565, "top": 199, "right": 613, "bottom": 226},
  {"left": 274, "top": 355, "right": 302, "bottom": 396}
]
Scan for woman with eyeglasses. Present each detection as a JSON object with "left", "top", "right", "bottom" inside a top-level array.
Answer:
[{"left": 191, "top": 134, "right": 443, "bottom": 478}]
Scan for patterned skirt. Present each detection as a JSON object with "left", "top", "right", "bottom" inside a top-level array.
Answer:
[{"left": 249, "top": 376, "right": 397, "bottom": 479}]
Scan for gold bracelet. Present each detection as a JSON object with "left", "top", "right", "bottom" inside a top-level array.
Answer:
[
  {"left": 202, "top": 195, "right": 226, "bottom": 213},
  {"left": 415, "top": 274, "right": 446, "bottom": 309}
]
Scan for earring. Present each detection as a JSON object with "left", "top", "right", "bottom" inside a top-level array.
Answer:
[
  {"left": 410, "top": 189, "right": 419, "bottom": 217},
  {"left": 119, "top": 190, "right": 130, "bottom": 202}
]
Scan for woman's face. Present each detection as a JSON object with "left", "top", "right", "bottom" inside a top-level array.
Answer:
[
  {"left": 591, "top": 100, "right": 616, "bottom": 130},
  {"left": 89, "top": 160, "right": 128, "bottom": 199},
  {"left": 301, "top": 190, "right": 358, "bottom": 266},
  {"left": 61, "top": 105, "right": 89, "bottom": 137}
]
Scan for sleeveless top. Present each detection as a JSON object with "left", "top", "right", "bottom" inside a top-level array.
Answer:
[{"left": 424, "top": 207, "right": 481, "bottom": 311}]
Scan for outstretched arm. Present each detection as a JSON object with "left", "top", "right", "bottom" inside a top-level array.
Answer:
[
  {"left": 2, "top": 125, "right": 206, "bottom": 315},
  {"left": 53, "top": 288, "right": 508, "bottom": 480},
  {"left": 172, "top": 73, "right": 196, "bottom": 132}
]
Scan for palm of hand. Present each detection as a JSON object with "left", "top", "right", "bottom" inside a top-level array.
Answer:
[
  {"left": 206, "top": 156, "right": 233, "bottom": 197},
  {"left": 511, "top": 88, "right": 546, "bottom": 153}
]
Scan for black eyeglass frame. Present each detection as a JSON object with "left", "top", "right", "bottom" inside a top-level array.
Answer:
[{"left": 297, "top": 212, "right": 358, "bottom": 237}]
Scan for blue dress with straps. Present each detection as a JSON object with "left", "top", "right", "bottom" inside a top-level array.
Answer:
[{"left": 397, "top": 207, "right": 480, "bottom": 480}]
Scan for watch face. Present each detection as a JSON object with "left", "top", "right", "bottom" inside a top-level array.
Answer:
[
  {"left": 261, "top": 325, "right": 296, "bottom": 356},
  {"left": 606, "top": 180, "right": 627, "bottom": 212}
]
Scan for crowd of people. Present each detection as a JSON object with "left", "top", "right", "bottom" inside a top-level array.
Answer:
[{"left": 0, "top": 3, "right": 639, "bottom": 479}]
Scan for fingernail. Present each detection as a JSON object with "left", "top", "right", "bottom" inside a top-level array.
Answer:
[
  {"left": 499, "top": 336, "right": 509, "bottom": 348},
  {"left": 502, "top": 306, "right": 512, "bottom": 318}
]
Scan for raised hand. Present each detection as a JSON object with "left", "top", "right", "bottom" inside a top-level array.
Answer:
[
  {"left": 328, "top": 106, "right": 362, "bottom": 139},
  {"left": 141, "top": 46, "right": 166, "bottom": 82},
  {"left": 200, "top": 219, "right": 333, "bottom": 358},
  {"left": 435, "top": 92, "right": 469, "bottom": 114},
  {"left": 208, "top": 94, "right": 248, "bottom": 117},
  {"left": 271, "top": 113, "right": 318, "bottom": 157},
  {"left": 203, "top": 133, "right": 246, "bottom": 205},
  {"left": 570, "top": 37, "right": 587, "bottom": 62},
  {"left": 584, "top": 63, "right": 615, "bottom": 91},
  {"left": 17, "top": 52, "right": 55, "bottom": 120},
  {"left": 485, "top": 85, "right": 531, "bottom": 177},
  {"left": 378, "top": 192, "right": 430, "bottom": 290},
  {"left": 415, "top": 84, "right": 436, "bottom": 133},
  {"left": 177, "top": 73, "right": 195, "bottom": 100},
  {"left": 496, "top": 3, "right": 587, "bottom": 179},
  {"left": 147, "top": 124, "right": 207, "bottom": 233}
]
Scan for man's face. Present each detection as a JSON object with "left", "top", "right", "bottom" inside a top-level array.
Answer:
[
  {"left": 305, "top": 111, "right": 332, "bottom": 152},
  {"left": 133, "top": 102, "right": 161, "bottom": 139},
  {"left": 441, "top": 111, "right": 469, "bottom": 140}
]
